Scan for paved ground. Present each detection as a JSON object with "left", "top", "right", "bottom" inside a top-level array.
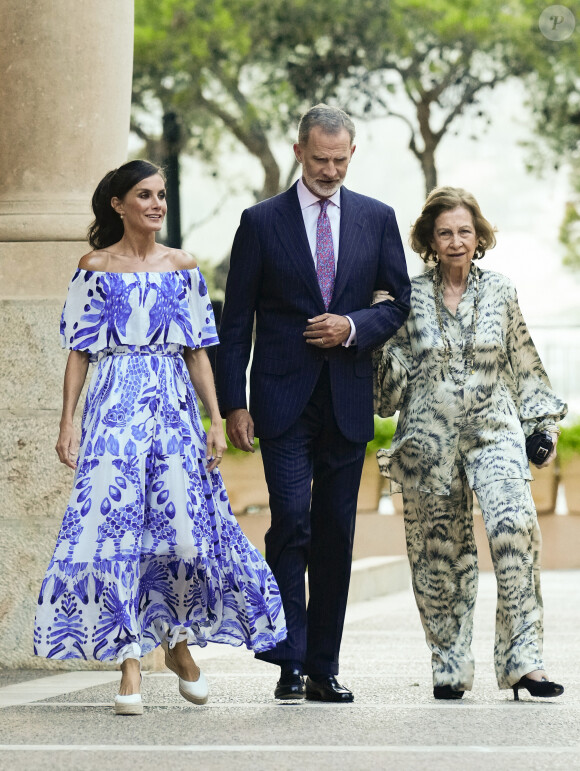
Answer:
[{"left": 1, "top": 571, "right": 578, "bottom": 771}]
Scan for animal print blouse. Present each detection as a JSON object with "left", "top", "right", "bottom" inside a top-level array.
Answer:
[{"left": 373, "top": 265, "right": 567, "bottom": 495}]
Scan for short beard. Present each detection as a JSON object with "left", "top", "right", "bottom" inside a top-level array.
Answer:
[{"left": 304, "top": 177, "right": 343, "bottom": 199}]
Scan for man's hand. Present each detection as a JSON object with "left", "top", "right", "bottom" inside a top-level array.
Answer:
[
  {"left": 304, "top": 314, "right": 351, "bottom": 348},
  {"left": 225, "top": 408, "right": 255, "bottom": 453}
]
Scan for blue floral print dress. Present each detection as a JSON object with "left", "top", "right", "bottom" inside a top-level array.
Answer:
[{"left": 34, "top": 268, "right": 286, "bottom": 662}]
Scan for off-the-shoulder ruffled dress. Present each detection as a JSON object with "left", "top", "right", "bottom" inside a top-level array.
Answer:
[{"left": 34, "top": 268, "right": 286, "bottom": 662}]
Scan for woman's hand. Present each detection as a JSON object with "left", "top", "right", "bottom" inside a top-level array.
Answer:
[
  {"left": 57, "top": 350, "right": 89, "bottom": 469},
  {"left": 182, "top": 347, "right": 228, "bottom": 472},
  {"left": 55, "top": 422, "right": 80, "bottom": 470},
  {"left": 206, "top": 420, "right": 228, "bottom": 472},
  {"left": 536, "top": 433, "right": 559, "bottom": 469}
]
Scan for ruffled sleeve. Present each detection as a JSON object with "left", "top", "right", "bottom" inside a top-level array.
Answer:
[
  {"left": 506, "top": 287, "right": 567, "bottom": 436},
  {"left": 59, "top": 268, "right": 112, "bottom": 352},
  {"left": 188, "top": 268, "right": 219, "bottom": 348},
  {"left": 373, "top": 323, "right": 411, "bottom": 418}
]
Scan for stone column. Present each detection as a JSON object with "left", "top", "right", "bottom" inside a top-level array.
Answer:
[{"left": 0, "top": 0, "right": 134, "bottom": 668}]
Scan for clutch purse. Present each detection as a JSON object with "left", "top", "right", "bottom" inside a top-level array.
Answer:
[{"left": 526, "top": 431, "right": 553, "bottom": 466}]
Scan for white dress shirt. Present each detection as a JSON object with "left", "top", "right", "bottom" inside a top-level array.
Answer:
[{"left": 296, "top": 178, "right": 357, "bottom": 346}]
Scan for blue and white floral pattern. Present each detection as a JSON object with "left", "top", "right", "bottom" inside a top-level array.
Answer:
[{"left": 35, "top": 269, "right": 286, "bottom": 662}]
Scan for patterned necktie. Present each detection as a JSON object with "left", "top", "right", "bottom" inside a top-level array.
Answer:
[{"left": 315, "top": 199, "right": 335, "bottom": 310}]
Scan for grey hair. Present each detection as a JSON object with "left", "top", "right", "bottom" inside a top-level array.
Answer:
[{"left": 297, "top": 103, "right": 356, "bottom": 146}]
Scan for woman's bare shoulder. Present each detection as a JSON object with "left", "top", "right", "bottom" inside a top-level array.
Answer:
[
  {"left": 78, "top": 250, "right": 109, "bottom": 271},
  {"left": 170, "top": 249, "right": 198, "bottom": 270}
]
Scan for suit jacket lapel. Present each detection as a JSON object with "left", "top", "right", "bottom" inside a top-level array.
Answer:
[
  {"left": 274, "top": 182, "right": 325, "bottom": 309},
  {"left": 330, "top": 187, "right": 365, "bottom": 309}
]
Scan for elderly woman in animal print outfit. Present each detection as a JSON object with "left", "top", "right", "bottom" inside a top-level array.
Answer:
[{"left": 373, "top": 186, "right": 567, "bottom": 701}]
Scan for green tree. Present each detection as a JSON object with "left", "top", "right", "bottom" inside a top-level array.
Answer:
[
  {"left": 133, "top": 0, "right": 558, "bottom": 206},
  {"left": 133, "top": 0, "right": 283, "bottom": 201},
  {"left": 132, "top": 0, "right": 374, "bottom": 201},
  {"left": 343, "top": 0, "right": 558, "bottom": 195}
]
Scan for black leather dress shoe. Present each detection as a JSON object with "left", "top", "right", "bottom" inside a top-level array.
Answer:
[
  {"left": 305, "top": 676, "right": 354, "bottom": 702},
  {"left": 433, "top": 685, "right": 464, "bottom": 700},
  {"left": 274, "top": 669, "right": 305, "bottom": 700}
]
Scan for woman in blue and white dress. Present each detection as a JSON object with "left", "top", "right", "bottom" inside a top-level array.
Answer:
[{"left": 34, "top": 160, "right": 286, "bottom": 715}]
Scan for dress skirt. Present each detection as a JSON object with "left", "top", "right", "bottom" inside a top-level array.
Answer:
[{"left": 34, "top": 344, "right": 286, "bottom": 662}]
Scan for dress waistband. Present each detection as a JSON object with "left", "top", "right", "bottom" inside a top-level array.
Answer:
[{"left": 93, "top": 344, "right": 184, "bottom": 362}]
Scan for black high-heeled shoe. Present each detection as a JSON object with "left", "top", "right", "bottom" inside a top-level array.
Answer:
[
  {"left": 433, "top": 685, "right": 464, "bottom": 700},
  {"left": 512, "top": 675, "right": 564, "bottom": 701}
]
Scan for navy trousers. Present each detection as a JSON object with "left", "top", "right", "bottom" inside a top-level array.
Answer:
[{"left": 256, "top": 365, "right": 367, "bottom": 676}]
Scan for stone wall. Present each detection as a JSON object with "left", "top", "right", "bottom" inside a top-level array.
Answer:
[{"left": 0, "top": 0, "right": 134, "bottom": 669}]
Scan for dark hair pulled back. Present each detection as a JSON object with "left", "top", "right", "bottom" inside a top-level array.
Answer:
[{"left": 87, "top": 159, "right": 164, "bottom": 250}]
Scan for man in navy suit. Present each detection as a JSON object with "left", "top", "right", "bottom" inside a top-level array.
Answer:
[{"left": 216, "top": 104, "right": 410, "bottom": 702}]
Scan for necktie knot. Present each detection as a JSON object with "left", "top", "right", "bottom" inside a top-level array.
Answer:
[{"left": 319, "top": 199, "right": 329, "bottom": 215}]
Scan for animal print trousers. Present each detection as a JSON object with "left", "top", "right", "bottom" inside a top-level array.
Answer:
[{"left": 402, "top": 464, "right": 544, "bottom": 690}]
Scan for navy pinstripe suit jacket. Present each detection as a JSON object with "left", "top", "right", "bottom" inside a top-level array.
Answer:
[{"left": 215, "top": 182, "right": 411, "bottom": 444}]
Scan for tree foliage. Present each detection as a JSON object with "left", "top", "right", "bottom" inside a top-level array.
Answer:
[
  {"left": 133, "top": 0, "right": 367, "bottom": 200},
  {"left": 343, "top": 0, "right": 551, "bottom": 194},
  {"left": 132, "top": 0, "right": 576, "bottom": 217}
]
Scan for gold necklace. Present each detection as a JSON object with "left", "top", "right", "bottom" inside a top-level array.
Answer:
[{"left": 433, "top": 264, "right": 479, "bottom": 380}]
